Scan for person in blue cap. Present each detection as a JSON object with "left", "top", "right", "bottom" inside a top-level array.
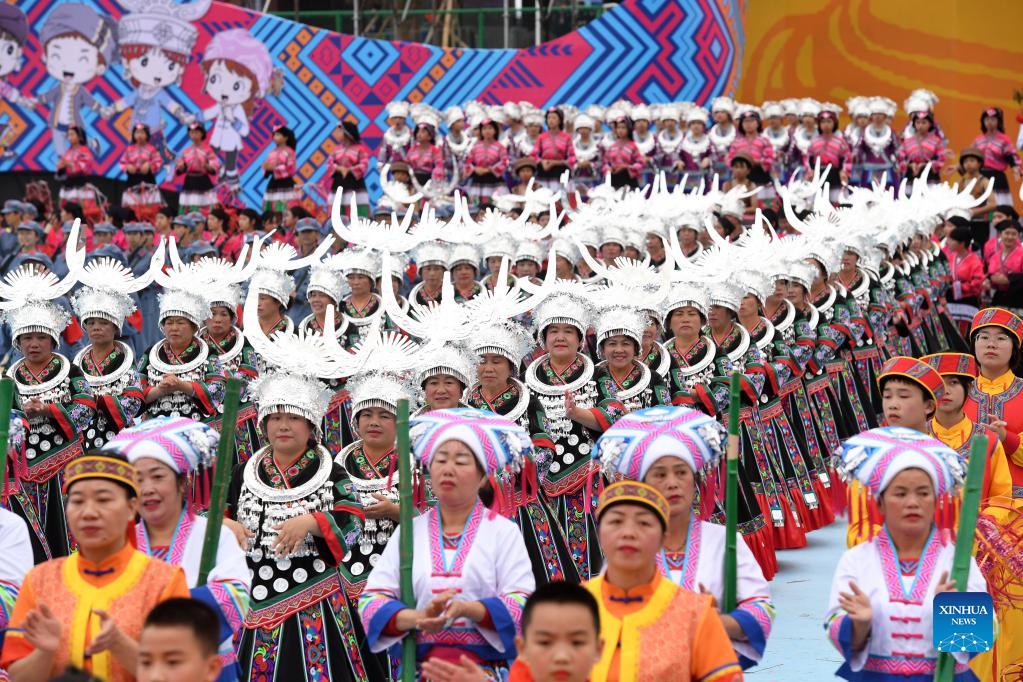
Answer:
[
  {"left": 125, "top": 221, "right": 162, "bottom": 351},
  {"left": 1, "top": 220, "right": 47, "bottom": 275},
  {"left": 0, "top": 201, "right": 25, "bottom": 263},
  {"left": 91, "top": 221, "right": 125, "bottom": 256},
  {"left": 285, "top": 217, "right": 322, "bottom": 325},
  {"left": 184, "top": 240, "right": 216, "bottom": 263},
  {"left": 171, "top": 214, "right": 195, "bottom": 252}
]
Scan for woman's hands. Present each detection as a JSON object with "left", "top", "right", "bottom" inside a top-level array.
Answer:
[{"left": 396, "top": 589, "right": 486, "bottom": 633}]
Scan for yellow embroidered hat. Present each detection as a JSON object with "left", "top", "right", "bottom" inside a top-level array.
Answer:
[
  {"left": 595, "top": 480, "right": 670, "bottom": 530},
  {"left": 62, "top": 455, "right": 139, "bottom": 497}
]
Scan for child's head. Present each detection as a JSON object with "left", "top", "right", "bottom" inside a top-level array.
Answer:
[
  {"left": 201, "top": 30, "right": 273, "bottom": 115},
  {"left": 138, "top": 598, "right": 222, "bottom": 682},
  {"left": 121, "top": 45, "right": 188, "bottom": 88},
  {"left": 515, "top": 582, "right": 602, "bottom": 682},
  {"left": 40, "top": 4, "right": 117, "bottom": 84},
  {"left": 879, "top": 357, "right": 943, "bottom": 430},
  {"left": 0, "top": 4, "right": 28, "bottom": 78},
  {"left": 730, "top": 155, "right": 751, "bottom": 180}
]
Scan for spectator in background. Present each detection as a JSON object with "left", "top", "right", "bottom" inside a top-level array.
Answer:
[
  {"left": 56, "top": 126, "right": 97, "bottom": 209},
  {"left": 0, "top": 200, "right": 24, "bottom": 262},
  {"left": 985, "top": 205, "right": 1019, "bottom": 262},
  {"left": 943, "top": 223, "right": 985, "bottom": 324},
  {"left": 985, "top": 219, "right": 1023, "bottom": 308},
  {"left": 971, "top": 106, "right": 1021, "bottom": 206},
  {"left": 1, "top": 220, "right": 45, "bottom": 273}
]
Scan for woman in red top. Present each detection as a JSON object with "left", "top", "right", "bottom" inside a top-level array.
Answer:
[
  {"left": 964, "top": 308, "right": 1023, "bottom": 501},
  {"left": 804, "top": 108, "right": 852, "bottom": 202},
  {"left": 727, "top": 108, "right": 773, "bottom": 188},
  {"left": 406, "top": 119, "right": 446, "bottom": 186},
  {"left": 324, "top": 121, "right": 370, "bottom": 215},
  {"left": 897, "top": 111, "right": 945, "bottom": 184},
  {"left": 971, "top": 106, "right": 1021, "bottom": 205},
  {"left": 463, "top": 118, "right": 507, "bottom": 205},
  {"left": 532, "top": 108, "right": 575, "bottom": 190},
  {"left": 57, "top": 126, "right": 97, "bottom": 208},
  {"left": 119, "top": 123, "right": 164, "bottom": 221},
  {"left": 175, "top": 123, "right": 220, "bottom": 213},
  {"left": 943, "top": 223, "right": 986, "bottom": 336},
  {"left": 602, "top": 117, "right": 643, "bottom": 189},
  {"left": 261, "top": 125, "right": 300, "bottom": 213},
  {"left": 985, "top": 219, "right": 1023, "bottom": 305}
]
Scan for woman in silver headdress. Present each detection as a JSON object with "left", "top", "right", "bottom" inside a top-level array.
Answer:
[
  {"left": 0, "top": 247, "right": 96, "bottom": 560},
  {"left": 225, "top": 290, "right": 382, "bottom": 682}
]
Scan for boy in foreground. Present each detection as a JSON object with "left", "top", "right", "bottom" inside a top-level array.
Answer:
[
  {"left": 137, "top": 598, "right": 222, "bottom": 682},
  {"left": 420, "top": 581, "right": 602, "bottom": 682}
]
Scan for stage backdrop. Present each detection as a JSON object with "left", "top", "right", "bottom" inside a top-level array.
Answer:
[
  {"left": 0, "top": 0, "right": 743, "bottom": 208},
  {"left": 738, "top": 0, "right": 1023, "bottom": 202}
]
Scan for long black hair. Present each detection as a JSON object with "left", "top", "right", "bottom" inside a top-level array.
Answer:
[
  {"left": 274, "top": 125, "right": 297, "bottom": 150},
  {"left": 980, "top": 107, "right": 1005, "bottom": 134}
]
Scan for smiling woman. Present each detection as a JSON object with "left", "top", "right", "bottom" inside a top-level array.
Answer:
[
  {"left": 825, "top": 427, "right": 987, "bottom": 682},
  {"left": 0, "top": 454, "right": 190, "bottom": 682}
]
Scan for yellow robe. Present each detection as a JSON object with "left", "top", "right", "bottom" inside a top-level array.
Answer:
[{"left": 584, "top": 573, "right": 742, "bottom": 682}]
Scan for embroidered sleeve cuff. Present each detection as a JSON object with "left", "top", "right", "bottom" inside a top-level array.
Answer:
[{"left": 49, "top": 403, "right": 76, "bottom": 439}]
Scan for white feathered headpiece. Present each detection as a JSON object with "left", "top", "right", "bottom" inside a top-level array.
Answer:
[{"left": 0, "top": 220, "right": 84, "bottom": 344}]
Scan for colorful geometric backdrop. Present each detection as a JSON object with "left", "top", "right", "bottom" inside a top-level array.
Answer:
[{"left": 0, "top": 0, "right": 743, "bottom": 207}]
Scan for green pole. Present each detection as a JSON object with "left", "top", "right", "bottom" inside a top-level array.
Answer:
[
  {"left": 397, "top": 398, "right": 416, "bottom": 681},
  {"left": 197, "top": 378, "right": 242, "bottom": 586},
  {"left": 933, "top": 435, "right": 988, "bottom": 682},
  {"left": 0, "top": 379, "right": 13, "bottom": 503},
  {"left": 723, "top": 372, "right": 740, "bottom": 613}
]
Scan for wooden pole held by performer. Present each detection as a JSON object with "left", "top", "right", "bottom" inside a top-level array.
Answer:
[
  {"left": 723, "top": 372, "right": 740, "bottom": 613},
  {"left": 0, "top": 378, "right": 14, "bottom": 504},
  {"left": 934, "top": 434, "right": 988, "bottom": 682},
  {"left": 397, "top": 398, "right": 416, "bottom": 681},
  {"left": 197, "top": 377, "right": 242, "bottom": 586}
]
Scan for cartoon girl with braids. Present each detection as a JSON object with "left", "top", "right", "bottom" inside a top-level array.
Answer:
[{"left": 200, "top": 29, "right": 278, "bottom": 191}]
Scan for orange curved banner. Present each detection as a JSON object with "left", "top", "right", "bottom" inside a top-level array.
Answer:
[{"left": 738, "top": 0, "right": 1023, "bottom": 203}]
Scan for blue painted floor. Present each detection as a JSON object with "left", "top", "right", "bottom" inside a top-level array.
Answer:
[{"left": 748, "top": 520, "right": 848, "bottom": 680}]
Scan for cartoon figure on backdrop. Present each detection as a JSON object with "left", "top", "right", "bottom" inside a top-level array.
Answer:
[
  {"left": 33, "top": 3, "right": 117, "bottom": 157},
  {"left": 0, "top": 4, "right": 31, "bottom": 160},
  {"left": 200, "top": 29, "right": 278, "bottom": 191},
  {"left": 110, "top": 0, "right": 211, "bottom": 163}
]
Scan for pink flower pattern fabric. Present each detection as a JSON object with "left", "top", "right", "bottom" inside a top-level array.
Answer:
[
  {"left": 897, "top": 133, "right": 945, "bottom": 175},
  {"left": 464, "top": 140, "right": 508, "bottom": 177},
  {"left": 532, "top": 130, "right": 576, "bottom": 165},
  {"left": 326, "top": 142, "right": 369, "bottom": 180},
  {"left": 266, "top": 147, "right": 297, "bottom": 179},
  {"left": 602, "top": 139, "right": 644, "bottom": 177},
  {"left": 406, "top": 144, "right": 446, "bottom": 181},
  {"left": 970, "top": 132, "right": 1020, "bottom": 172},
  {"left": 804, "top": 135, "right": 852, "bottom": 176},
  {"left": 60, "top": 146, "right": 95, "bottom": 177},
  {"left": 119, "top": 143, "right": 163, "bottom": 175},
  {"left": 728, "top": 134, "right": 774, "bottom": 173},
  {"left": 179, "top": 144, "right": 220, "bottom": 176}
]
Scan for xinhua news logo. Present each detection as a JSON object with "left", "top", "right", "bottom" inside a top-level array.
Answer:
[{"left": 933, "top": 592, "right": 993, "bottom": 653}]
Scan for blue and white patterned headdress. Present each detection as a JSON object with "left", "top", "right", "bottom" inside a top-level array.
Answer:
[
  {"left": 104, "top": 416, "right": 219, "bottom": 475},
  {"left": 595, "top": 406, "right": 726, "bottom": 482},
  {"left": 411, "top": 408, "right": 536, "bottom": 515},
  {"left": 833, "top": 426, "right": 965, "bottom": 498}
]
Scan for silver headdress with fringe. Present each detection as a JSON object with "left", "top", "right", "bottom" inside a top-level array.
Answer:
[
  {"left": 250, "top": 237, "right": 334, "bottom": 307},
  {"left": 242, "top": 286, "right": 357, "bottom": 431}
]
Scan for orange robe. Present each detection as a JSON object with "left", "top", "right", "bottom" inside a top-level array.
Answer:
[
  {"left": 1, "top": 543, "right": 189, "bottom": 682},
  {"left": 584, "top": 573, "right": 742, "bottom": 682}
]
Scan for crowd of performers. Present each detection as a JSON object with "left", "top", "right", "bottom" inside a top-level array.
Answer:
[{"left": 0, "top": 157, "right": 1020, "bottom": 682}]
